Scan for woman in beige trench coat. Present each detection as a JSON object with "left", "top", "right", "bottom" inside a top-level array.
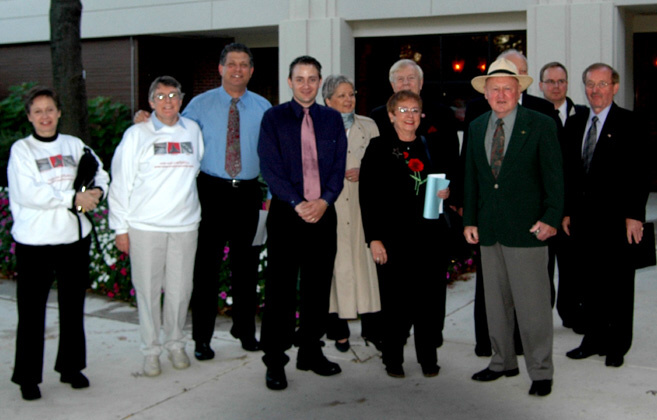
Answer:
[{"left": 323, "top": 75, "right": 382, "bottom": 352}]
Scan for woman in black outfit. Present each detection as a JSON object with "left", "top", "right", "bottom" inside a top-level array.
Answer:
[{"left": 359, "top": 90, "right": 460, "bottom": 378}]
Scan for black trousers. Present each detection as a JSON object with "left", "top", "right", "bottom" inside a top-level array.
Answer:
[
  {"left": 573, "top": 220, "right": 635, "bottom": 357},
  {"left": 553, "top": 231, "right": 584, "bottom": 329},
  {"left": 191, "top": 172, "right": 262, "bottom": 344},
  {"left": 12, "top": 236, "right": 90, "bottom": 386},
  {"left": 261, "top": 198, "right": 337, "bottom": 368},
  {"left": 326, "top": 312, "right": 383, "bottom": 342},
  {"left": 378, "top": 232, "right": 447, "bottom": 368}
]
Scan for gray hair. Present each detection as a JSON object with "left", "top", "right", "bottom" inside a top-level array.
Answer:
[
  {"left": 322, "top": 75, "right": 354, "bottom": 104},
  {"left": 148, "top": 75, "right": 183, "bottom": 101},
  {"left": 582, "top": 63, "right": 620, "bottom": 85},
  {"left": 498, "top": 49, "right": 527, "bottom": 64},
  {"left": 388, "top": 59, "right": 424, "bottom": 84}
]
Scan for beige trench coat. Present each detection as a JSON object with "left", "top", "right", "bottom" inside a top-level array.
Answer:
[{"left": 329, "top": 114, "right": 381, "bottom": 318}]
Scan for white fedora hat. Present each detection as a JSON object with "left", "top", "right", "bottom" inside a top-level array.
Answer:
[{"left": 471, "top": 57, "right": 533, "bottom": 94}]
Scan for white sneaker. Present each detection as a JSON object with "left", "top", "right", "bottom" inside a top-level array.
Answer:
[
  {"left": 143, "top": 355, "right": 161, "bottom": 377},
  {"left": 168, "top": 348, "right": 191, "bottom": 370}
]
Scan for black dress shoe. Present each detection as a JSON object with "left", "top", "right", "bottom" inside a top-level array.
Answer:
[
  {"left": 240, "top": 337, "right": 261, "bottom": 352},
  {"left": 471, "top": 367, "right": 520, "bottom": 382},
  {"left": 474, "top": 345, "right": 492, "bottom": 357},
  {"left": 528, "top": 379, "right": 552, "bottom": 396},
  {"left": 297, "top": 357, "right": 341, "bottom": 376},
  {"left": 566, "top": 346, "right": 603, "bottom": 360},
  {"left": 194, "top": 342, "right": 215, "bottom": 361},
  {"left": 20, "top": 384, "right": 41, "bottom": 401},
  {"left": 335, "top": 340, "right": 350, "bottom": 353},
  {"left": 605, "top": 355, "right": 624, "bottom": 367},
  {"left": 266, "top": 367, "right": 287, "bottom": 390},
  {"left": 60, "top": 372, "right": 90, "bottom": 389},
  {"left": 421, "top": 364, "right": 440, "bottom": 378},
  {"left": 385, "top": 364, "right": 405, "bottom": 378}
]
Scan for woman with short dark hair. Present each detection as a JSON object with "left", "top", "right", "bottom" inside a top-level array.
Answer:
[{"left": 8, "top": 86, "right": 109, "bottom": 400}]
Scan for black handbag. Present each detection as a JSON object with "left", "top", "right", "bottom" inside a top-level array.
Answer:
[
  {"left": 72, "top": 147, "right": 101, "bottom": 252},
  {"left": 630, "top": 222, "right": 656, "bottom": 270}
]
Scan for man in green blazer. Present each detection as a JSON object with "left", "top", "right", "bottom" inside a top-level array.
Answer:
[{"left": 463, "top": 58, "right": 564, "bottom": 397}]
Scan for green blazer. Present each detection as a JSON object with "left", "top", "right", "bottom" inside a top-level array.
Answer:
[{"left": 463, "top": 105, "right": 564, "bottom": 247}]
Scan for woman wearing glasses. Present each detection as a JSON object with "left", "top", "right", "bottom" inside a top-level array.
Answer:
[
  {"left": 321, "top": 75, "right": 383, "bottom": 353},
  {"left": 108, "top": 76, "right": 204, "bottom": 378},
  {"left": 359, "top": 90, "right": 459, "bottom": 378}
]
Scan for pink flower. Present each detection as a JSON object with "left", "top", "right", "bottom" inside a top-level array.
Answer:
[
  {"left": 220, "top": 291, "right": 228, "bottom": 300},
  {"left": 130, "top": 288, "right": 135, "bottom": 296},
  {"left": 120, "top": 267, "right": 128, "bottom": 276},
  {"left": 113, "top": 282, "right": 120, "bottom": 292},
  {"left": 295, "top": 311, "right": 300, "bottom": 319},
  {"left": 107, "top": 291, "right": 115, "bottom": 298},
  {"left": 466, "top": 258, "right": 473, "bottom": 266},
  {"left": 110, "top": 264, "right": 117, "bottom": 270}
]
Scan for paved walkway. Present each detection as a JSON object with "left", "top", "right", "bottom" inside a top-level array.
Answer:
[{"left": 1, "top": 194, "right": 656, "bottom": 420}]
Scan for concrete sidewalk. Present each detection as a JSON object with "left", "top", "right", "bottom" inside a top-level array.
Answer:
[{"left": 1, "top": 194, "right": 656, "bottom": 420}]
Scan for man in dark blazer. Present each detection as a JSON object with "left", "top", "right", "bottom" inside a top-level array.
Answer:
[
  {"left": 464, "top": 57, "right": 563, "bottom": 397},
  {"left": 463, "top": 49, "right": 557, "bottom": 358},
  {"left": 538, "top": 61, "right": 588, "bottom": 332},
  {"left": 563, "top": 63, "right": 649, "bottom": 368}
]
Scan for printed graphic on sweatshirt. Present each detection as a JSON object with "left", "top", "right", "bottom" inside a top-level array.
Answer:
[
  {"left": 154, "top": 142, "right": 194, "bottom": 155},
  {"left": 36, "top": 154, "right": 76, "bottom": 172}
]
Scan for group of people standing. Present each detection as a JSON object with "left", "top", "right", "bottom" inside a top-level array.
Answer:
[{"left": 7, "top": 41, "right": 649, "bottom": 402}]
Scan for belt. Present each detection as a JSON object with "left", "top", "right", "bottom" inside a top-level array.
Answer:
[{"left": 218, "top": 177, "right": 258, "bottom": 188}]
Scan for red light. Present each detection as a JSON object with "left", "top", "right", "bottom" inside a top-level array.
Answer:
[
  {"left": 478, "top": 61, "right": 487, "bottom": 73},
  {"left": 452, "top": 60, "right": 465, "bottom": 73}
]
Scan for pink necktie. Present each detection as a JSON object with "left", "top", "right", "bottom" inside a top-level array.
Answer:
[{"left": 301, "top": 108, "right": 321, "bottom": 200}]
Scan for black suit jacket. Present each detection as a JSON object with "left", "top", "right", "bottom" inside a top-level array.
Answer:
[{"left": 563, "top": 102, "right": 649, "bottom": 243}]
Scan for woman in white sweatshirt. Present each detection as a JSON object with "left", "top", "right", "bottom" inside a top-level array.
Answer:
[
  {"left": 108, "top": 76, "right": 204, "bottom": 378},
  {"left": 8, "top": 87, "right": 109, "bottom": 401}
]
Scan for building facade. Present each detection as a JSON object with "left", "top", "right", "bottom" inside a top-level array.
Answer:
[{"left": 1, "top": 0, "right": 656, "bottom": 115}]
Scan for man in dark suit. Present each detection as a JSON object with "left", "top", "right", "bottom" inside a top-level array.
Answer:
[
  {"left": 369, "top": 59, "right": 459, "bottom": 147},
  {"left": 563, "top": 63, "right": 649, "bottom": 368},
  {"left": 464, "top": 57, "right": 563, "bottom": 397},
  {"left": 464, "top": 49, "right": 557, "bottom": 358},
  {"left": 538, "top": 61, "right": 588, "bottom": 332}
]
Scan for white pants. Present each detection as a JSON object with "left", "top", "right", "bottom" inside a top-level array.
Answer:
[{"left": 129, "top": 228, "right": 198, "bottom": 356}]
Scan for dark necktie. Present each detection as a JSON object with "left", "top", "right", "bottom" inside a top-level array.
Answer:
[
  {"left": 490, "top": 119, "right": 505, "bottom": 179},
  {"left": 301, "top": 108, "right": 321, "bottom": 201},
  {"left": 225, "top": 97, "right": 241, "bottom": 178},
  {"left": 582, "top": 116, "right": 598, "bottom": 173}
]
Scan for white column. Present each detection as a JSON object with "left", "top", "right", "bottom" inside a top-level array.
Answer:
[{"left": 278, "top": 0, "right": 354, "bottom": 104}]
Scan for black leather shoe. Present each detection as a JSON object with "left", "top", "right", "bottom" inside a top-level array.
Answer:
[
  {"left": 566, "top": 346, "right": 603, "bottom": 360},
  {"left": 335, "top": 340, "right": 350, "bottom": 353},
  {"left": 60, "top": 372, "right": 90, "bottom": 389},
  {"left": 385, "top": 364, "right": 405, "bottom": 378},
  {"left": 194, "top": 342, "right": 215, "bottom": 361},
  {"left": 472, "top": 367, "right": 520, "bottom": 382},
  {"left": 421, "top": 364, "right": 440, "bottom": 378},
  {"left": 529, "top": 379, "right": 552, "bottom": 396},
  {"left": 474, "top": 345, "right": 492, "bottom": 357},
  {"left": 605, "top": 355, "right": 624, "bottom": 367},
  {"left": 297, "top": 357, "right": 341, "bottom": 376},
  {"left": 240, "top": 337, "right": 261, "bottom": 352},
  {"left": 20, "top": 384, "right": 41, "bottom": 401},
  {"left": 266, "top": 367, "right": 287, "bottom": 390}
]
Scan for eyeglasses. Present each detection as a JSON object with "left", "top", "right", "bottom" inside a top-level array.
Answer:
[
  {"left": 394, "top": 75, "right": 418, "bottom": 84},
  {"left": 154, "top": 92, "right": 182, "bottom": 101},
  {"left": 585, "top": 81, "right": 613, "bottom": 89},
  {"left": 542, "top": 79, "right": 567, "bottom": 86},
  {"left": 398, "top": 107, "right": 421, "bottom": 115}
]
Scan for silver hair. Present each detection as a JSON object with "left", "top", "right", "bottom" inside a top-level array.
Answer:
[
  {"left": 388, "top": 59, "right": 424, "bottom": 84},
  {"left": 148, "top": 75, "right": 183, "bottom": 101},
  {"left": 498, "top": 49, "right": 527, "bottom": 64},
  {"left": 322, "top": 75, "right": 354, "bottom": 104}
]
